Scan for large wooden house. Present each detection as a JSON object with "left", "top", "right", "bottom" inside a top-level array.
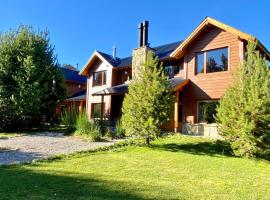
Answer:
[{"left": 80, "top": 17, "right": 270, "bottom": 136}]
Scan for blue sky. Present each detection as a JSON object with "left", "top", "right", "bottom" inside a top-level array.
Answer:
[{"left": 0, "top": 0, "right": 269, "bottom": 70}]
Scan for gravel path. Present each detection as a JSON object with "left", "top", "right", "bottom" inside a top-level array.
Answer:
[{"left": 0, "top": 132, "right": 117, "bottom": 165}]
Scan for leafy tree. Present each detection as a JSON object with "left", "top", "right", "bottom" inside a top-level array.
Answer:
[
  {"left": 121, "top": 51, "right": 173, "bottom": 145},
  {"left": 216, "top": 41, "right": 270, "bottom": 157},
  {"left": 0, "top": 26, "right": 66, "bottom": 131}
]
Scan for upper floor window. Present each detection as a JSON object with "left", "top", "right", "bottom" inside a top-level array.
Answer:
[
  {"left": 93, "top": 71, "right": 106, "bottom": 87},
  {"left": 164, "top": 65, "right": 182, "bottom": 78},
  {"left": 196, "top": 47, "right": 228, "bottom": 74},
  {"left": 196, "top": 52, "right": 204, "bottom": 74}
]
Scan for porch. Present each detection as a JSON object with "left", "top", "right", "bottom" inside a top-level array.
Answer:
[{"left": 92, "top": 77, "right": 190, "bottom": 131}]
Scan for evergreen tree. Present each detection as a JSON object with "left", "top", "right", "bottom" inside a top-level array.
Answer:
[
  {"left": 121, "top": 51, "right": 173, "bottom": 145},
  {"left": 216, "top": 41, "right": 270, "bottom": 157},
  {"left": 0, "top": 26, "right": 66, "bottom": 131}
]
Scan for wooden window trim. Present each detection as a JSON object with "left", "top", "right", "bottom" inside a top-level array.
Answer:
[{"left": 93, "top": 70, "right": 107, "bottom": 87}]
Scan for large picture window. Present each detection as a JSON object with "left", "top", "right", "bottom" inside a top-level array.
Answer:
[
  {"left": 206, "top": 47, "right": 228, "bottom": 73},
  {"left": 93, "top": 71, "right": 106, "bottom": 87},
  {"left": 195, "top": 47, "right": 228, "bottom": 74},
  {"left": 197, "top": 101, "right": 219, "bottom": 123}
]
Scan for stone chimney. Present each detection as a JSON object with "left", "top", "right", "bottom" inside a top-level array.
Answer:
[{"left": 132, "top": 20, "right": 153, "bottom": 79}]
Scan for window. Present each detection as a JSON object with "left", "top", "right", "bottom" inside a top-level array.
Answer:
[
  {"left": 93, "top": 71, "right": 106, "bottom": 87},
  {"left": 91, "top": 103, "right": 104, "bottom": 118},
  {"left": 196, "top": 52, "right": 204, "bottom": 74},
  {"left": 206, "top": 47, "right": 228, "bottom": 73},
  {"left": 164, "top": 65, "right": 182, "bottom": 78},
  {"left": 195, "top": 47, "right": 228, "bottom": 74},
  {"left": 165, "top": 66, "right": 174, "bottom": 78},
  {"left": 197, "top": 101, "right": 219, "bottom": 123}
]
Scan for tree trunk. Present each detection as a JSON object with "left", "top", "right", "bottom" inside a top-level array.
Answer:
[{"left": 146, "top": 137, "right": 150, "bottom": 145}]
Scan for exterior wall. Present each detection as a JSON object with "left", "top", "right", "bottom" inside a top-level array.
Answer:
[
  {"left": 181, "top": 25, "right": 243, "bottom": 124},
  {"left": 86, "top": 60, "right": 113, "bottom": 118},
  {"left": 185, "top": 26, "right": 240, "bottom": 99},
  {"left": 112, "top": 67, "right": 132, "bottom": 86},
  {"left": 65, "top": 81, "right": 86, "bottom": 97},
  {"left": 182, "top": 123, "right": 222, "bottom": 139},
  {"left": 165, "top": 25, "right": 244, "bottom": 132}
]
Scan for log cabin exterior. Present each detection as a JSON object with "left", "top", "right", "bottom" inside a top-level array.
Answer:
[{"left": 80, "top": 17, "right": 270, "bottom": 136}]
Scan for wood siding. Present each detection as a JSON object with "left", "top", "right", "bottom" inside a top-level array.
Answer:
[
  {"left": 181, "top": 25, "right": 242, "bottom": 124},
  {"left": 185, "top": 25, "right": 240, "bottom": 99}
]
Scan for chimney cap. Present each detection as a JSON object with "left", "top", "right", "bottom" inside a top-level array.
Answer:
[
  {"left": 143, "top": 20, "right": 149, "bottom": 27},
  {"left": 138, "top": 22, "right": 143, "bottom": 29}
]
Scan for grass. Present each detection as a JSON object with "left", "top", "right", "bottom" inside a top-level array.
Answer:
[
  {"left": 0, "top": 135, "right": 270, "bottom": 200},
  {"left": 0, "top": 132, "right": 20, "bottom": 138}
]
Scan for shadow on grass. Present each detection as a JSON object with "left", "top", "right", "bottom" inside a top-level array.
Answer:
[
  {"left": 151, "top": 140, "right": 233, "bottom": 157},
  {"left": 0, "top": 165, "right": 146, "bottom": 200}
]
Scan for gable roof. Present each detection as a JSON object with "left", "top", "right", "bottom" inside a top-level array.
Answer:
[
  {"left": 80, "top": 41, "right": 182, "bottom": 75},
  {"left": 170, "top": 17, "right": 270, "bottom": 59},
  {"left": 60, "top": 67, "right": 87, "bottom": 84}
]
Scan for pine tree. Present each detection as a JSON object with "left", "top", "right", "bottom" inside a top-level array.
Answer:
[
  {"left": 0, "top": 26, "right": 66, "bottom": 131},
  {"left": 216, "top": 41, "right": 270, "bottom": 157},
  {"left": 121, "top": 51, "right": 173, "bottom": 145}
]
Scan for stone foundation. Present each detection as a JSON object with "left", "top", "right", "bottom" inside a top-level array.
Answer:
[{"left": 182, "top": 123, "right": 222, "bottom": 139}]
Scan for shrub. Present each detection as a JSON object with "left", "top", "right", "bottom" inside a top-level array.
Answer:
[
  {"left": 60, "top": 107, "right": 78, "bottom": 134},
  {"left": 75, "top": 112, "right": 100, "bottom": 142},
  {"left": 115, "top": 119, "right": 125, "bottom": 138},
  {"left": 216, "top": 41, "right": 270, "bottom": 157}
]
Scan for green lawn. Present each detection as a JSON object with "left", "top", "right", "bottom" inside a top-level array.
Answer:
[
  {"left": 0, "top": 135, "right": 269, "bottom": 200},
  {"left": 0, "top": 132, "right": 19, "bottom": 138}
]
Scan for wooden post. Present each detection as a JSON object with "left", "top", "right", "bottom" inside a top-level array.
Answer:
[
  {"left": 79, "top": 100, "right": 83, "bottom": 112},
  {"left": 174, "top": 90, "right": 179, "bottom": 133},
  {"left": 101, "top": 95, "right": 104, "bottom": 121}
]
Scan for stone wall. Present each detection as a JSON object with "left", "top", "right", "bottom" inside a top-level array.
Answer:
[{"left": 182, "top": 123, "right": 222, "bottom": 139}]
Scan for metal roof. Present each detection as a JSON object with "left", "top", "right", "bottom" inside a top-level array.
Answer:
[
  {"left": 97, "top": 41, "right": 182, "bottom": 68},
  {"left": 66, "top": 90, "right": 86, "bottom": 101},
  {"left": 60, "top": 67, "right": 87, "bottom": 84},
  {"left": 93, "top": 77, "right": 188, "bottom": 96}
]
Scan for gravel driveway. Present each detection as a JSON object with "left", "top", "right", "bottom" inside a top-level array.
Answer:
[{"left": 0, "top": 132, "right": 116, "bottom": 165}]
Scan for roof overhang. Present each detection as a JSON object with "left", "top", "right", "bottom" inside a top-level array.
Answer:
[
  {"left": 79, "top": 51, "right": 114, "bottom": 76},
  {"left": 66, "top": 94, "right": 86, "bottom": 101},
  {"left": 170, "top": 17, "right": 270, "bottom": 59},
  {"left": 93, "top": 77, "right": 190, "bottom": 96}
]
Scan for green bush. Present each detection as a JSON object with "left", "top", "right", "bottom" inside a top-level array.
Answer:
[
  {"left": 60, "top": 107, "right": 78, "bottom": 134},
  {"left": 75, "top": 112, "right": 100, "bottom": 142}
]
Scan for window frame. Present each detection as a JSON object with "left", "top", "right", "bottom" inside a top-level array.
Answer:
[
  {"left": 92, "top": 70, "right": 107, "bottom": 87},
  {"left": 197, "top": 100, "right": 219, "bottom": 124},
  {"left": 91, "top": 103, "right": 105, "bottom": 118},
  {"left": 195, "top": 46, "right": 230, "bottom": 75}
]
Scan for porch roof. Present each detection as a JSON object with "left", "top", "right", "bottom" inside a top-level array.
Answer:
[
  {"left": 66, "top": 90, "right": 86, "bottom": 101},
  {"left": 93, "top": 77, "right": 190, "bottom": 96}
]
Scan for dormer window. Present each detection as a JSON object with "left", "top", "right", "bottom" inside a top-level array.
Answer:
[
  {"left": 196, "top": 47, "right": 228, "bottom": 74},
  {"left": 93, "top": 71, "right": 106, "bottom": 87}
]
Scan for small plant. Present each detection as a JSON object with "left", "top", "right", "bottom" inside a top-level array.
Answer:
[
  {"left": 75, "top": 112, "right": 100, "bottom": 142},
  {"left": 60, "top": 107, "right": 79, "bottom": 134},
  {"left": 115, "top": 119, "right": 125, "bottom": 138}
]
